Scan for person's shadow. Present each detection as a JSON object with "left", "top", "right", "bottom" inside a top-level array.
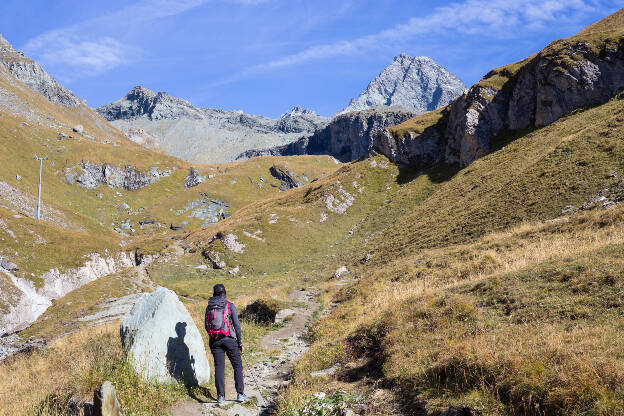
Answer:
[{"left": 166, "top": 322, "right": 213, "bottom": 403}]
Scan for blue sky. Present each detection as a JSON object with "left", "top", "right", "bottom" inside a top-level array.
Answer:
[{"left": 0, "top": 0, "right": 621, "bottom": 117}]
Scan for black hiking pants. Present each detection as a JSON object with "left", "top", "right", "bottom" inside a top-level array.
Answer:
[{"left": 209, "top": 337, "right": 244, "bottom": 397}]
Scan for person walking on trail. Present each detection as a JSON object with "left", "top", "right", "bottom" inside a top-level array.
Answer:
[{"left": 206, "top": 283, "right": 247, "bottom": 404}]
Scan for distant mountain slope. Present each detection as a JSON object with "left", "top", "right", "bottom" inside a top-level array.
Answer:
[
  {"left": 96, "top": 87, "right": 330, "bottom": 164},
  {"left": 377, "top": 8, "right": 624, "bottom": 169},
  {"left": 341, "top": 54, "right": 466, "bottom": 114},
  {"left": 239, "top": 107, "right": 417, "bottom": 162}
]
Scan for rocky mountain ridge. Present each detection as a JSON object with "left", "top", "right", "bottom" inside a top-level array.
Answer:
[
  {"left": 96, "top": 86, "right": 330, "bottom": 164},
  {"left": 0, "top": 34, "right": 81, "bottom": 107},
  {"left": 376, "top": 21, "right": 624, "bottom": 169},
  {"left": 239, "top": 107, "right": 417, "bottom": 162},
  {"left": 341, "top": 54, "right": 466, "bottom": 114}
]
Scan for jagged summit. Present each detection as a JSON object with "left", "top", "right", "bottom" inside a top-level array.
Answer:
[
  {"left": 97, "top": 85, "right": 204, "bottom": 121},
  {"left": 283, "top": 106, "right": 317, "bottom": 117},
  {"left": 341, "top": 54, "right": 466, "bottom": 114},
  {"left": 0, "top": 33, "right": 80, "bottom": 107}
]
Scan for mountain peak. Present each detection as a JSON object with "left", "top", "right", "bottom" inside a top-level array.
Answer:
[
  {"left": 283, "top": 106, "right": 317, "bottom": 118},
  {"left": 0, "top": 33, "right": 80, "bottom": 107},
  {"left": 97, "top": 86, "right": 203, "bottom": 121},
  {"left": 341, "top": 55, "right": 466, "bottom": 114}
]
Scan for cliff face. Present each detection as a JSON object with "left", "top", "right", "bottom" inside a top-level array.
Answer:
[
  {"left": 0, "top": 34, "right": 81, "bottom": 107},
  {"left": 239, "top": 108, "right": 417, "bottom": 162},
  {"left": 376, "top": 29, "right": 624, "bottom": 168},
  {"left": 342, "top": 54, "right": 466, "bottom": 114}
]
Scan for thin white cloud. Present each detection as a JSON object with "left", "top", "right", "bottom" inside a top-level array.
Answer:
[
  {"left": 22, "top": 0, "right": 267, "bottom": 80},
  {"left": 215, "top": 0, "right": 612, "bottom": 85}
]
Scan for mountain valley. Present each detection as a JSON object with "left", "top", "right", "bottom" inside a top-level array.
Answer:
[{"left": 1, "top": 8, "right": 624, "bottom": 416}]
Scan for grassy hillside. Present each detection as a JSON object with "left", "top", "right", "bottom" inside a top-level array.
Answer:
[{"left": 3, "top": 9, "right": 624, "bottom": 416}]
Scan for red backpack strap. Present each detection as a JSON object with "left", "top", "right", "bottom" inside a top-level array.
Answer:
[{"left": 224, "top": 302, "right": 232, "bottom": 336}]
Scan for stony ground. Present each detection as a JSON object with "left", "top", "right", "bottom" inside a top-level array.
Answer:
[{"left": 171, "top": 288, "right": 319, "bottom": 416}]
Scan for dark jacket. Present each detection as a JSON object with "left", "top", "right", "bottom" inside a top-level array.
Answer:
[{"left": 205, "top": 295, "right": 242, "bottom": 345}]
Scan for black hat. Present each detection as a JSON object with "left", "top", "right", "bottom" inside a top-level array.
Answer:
[{"left": 213, "top": 283, "right": 226, "bottom": 296}]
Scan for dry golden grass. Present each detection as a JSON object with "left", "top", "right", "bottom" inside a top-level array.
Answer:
[
  {"left": 0, "top": 323, "right": 120, "bottom": 415},
  {"left": 287, "top": 204, "right": 624, "bottom": 415}
]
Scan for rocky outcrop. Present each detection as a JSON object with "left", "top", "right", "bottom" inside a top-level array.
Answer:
[
  {"left": 341, "top": 54, "right": 466, "bottom": 114},
  {"left": 185, "top": 196, "right": 229, "bottom": 226},
  {"left": 0, "top": 252, "right": 136, "bottom": 334},
  {"left": 93, "top": 381, "right": 122, "bottom": 416},
  {"left": 240, "top": 108, "right": 417, "bottom": 162},
  {"left": 184, "top": 167, "right": 205, "bottom": 188},
  {"left": 64, "top": 163, "right": 171, "bottom": 190},
  {"left": 96, "top": 87, "right": 330, "bottom": 164},
  {"left": 269, "top": 165, "right": 303, "bottom": 190},
  {"left": 0, "top": 34, "right": 80, "bottom": 107},
  {"left": 120, "top": 287, "right": 210, "bottom": 385},
  {"left": 376, "top": 33, "right": 624, "bottom": 169}
]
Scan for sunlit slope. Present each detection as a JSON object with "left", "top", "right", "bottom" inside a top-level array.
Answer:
[{"left": 166, "top": 89, "right": 624, "bottom": 415}]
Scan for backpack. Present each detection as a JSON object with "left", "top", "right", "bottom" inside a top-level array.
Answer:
[{"left": 206, "top": 301, "right": 232, "bottom": 340}]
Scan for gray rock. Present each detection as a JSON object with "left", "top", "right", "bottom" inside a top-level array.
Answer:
[
  {"left": 333, "top": 266, "right": 348, "bottom": 279},
  {"left": 240, "top": 107, "right": 416, "bottom": 162},
  {"left": 120, "top": 287, "right": 210, "bottom": 385},
  {"left": 309, "top": 364, "right": 340, "bottom": 378},
  {"left": 15, "top": 175, "right": 21, "bottom": 181},
  {"left": 269, "top": 165, "right": 303, "bottom": 190},
  {"left": 73, "top": 125, "right": 84, "bottom": 134},
  {"left": 72, "top": 162, "right": 164, "bottom": 191},
  {"left": 1, "top": 258, "right": 18, "bottom": 271},
  {"left": 202, "top": 250, "right": 226, "bottom": 269},
  {"left": 0, "top": 34, "right": 81, "bottom": 107},
  {"left": 185, "top": 168, "right": 205, "bottom": 188},
  {"left": 57, "top": 132, "right": 67, "bottom": 140},
  {"left": 120, "top": 219, "right": 131, "bottom": 230},
  {"left": 185, "top": 197, "right": 230, "bottom": 226},
  {"left": 93, "top": 381, "right": 122, "bottom": 416},
  {"left": 559, "top": 205, "right": 576, "bottom": 216},
  {"left": 341, "top": 54, "right": 466, "bottom": 114}
]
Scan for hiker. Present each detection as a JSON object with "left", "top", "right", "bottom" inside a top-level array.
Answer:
[{"left": 205, "top": 283, "right": 247, "bottom": 404}]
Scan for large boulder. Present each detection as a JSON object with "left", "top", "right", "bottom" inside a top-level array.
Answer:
[{"left": 120, "top": 287, "right": 210, "bottom": 385}]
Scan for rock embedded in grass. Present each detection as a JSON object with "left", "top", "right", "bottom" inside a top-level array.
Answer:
[
  {"left": 93, "top": 381, "right": 122, "bottom": 416},
  {"left": 184, "top": 167, "right": 205, "bottom": 188},
  {"left": 332, "top": 266, "right": 348, "bottom": 279},
  {"left": 0, "top": 257, "right": 18, "bottom": 271}
]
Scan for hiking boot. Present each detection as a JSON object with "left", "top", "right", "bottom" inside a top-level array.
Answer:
[
  {"left": 217, "top": 396, "right": 226, "bottom": 405},
  {"left": 237, "top": 393, "right": 248, "bottom": 403}
]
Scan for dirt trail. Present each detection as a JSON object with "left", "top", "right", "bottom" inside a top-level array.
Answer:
[{"left": 171, "top": 288, "right": 319, "bottom": 416}]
